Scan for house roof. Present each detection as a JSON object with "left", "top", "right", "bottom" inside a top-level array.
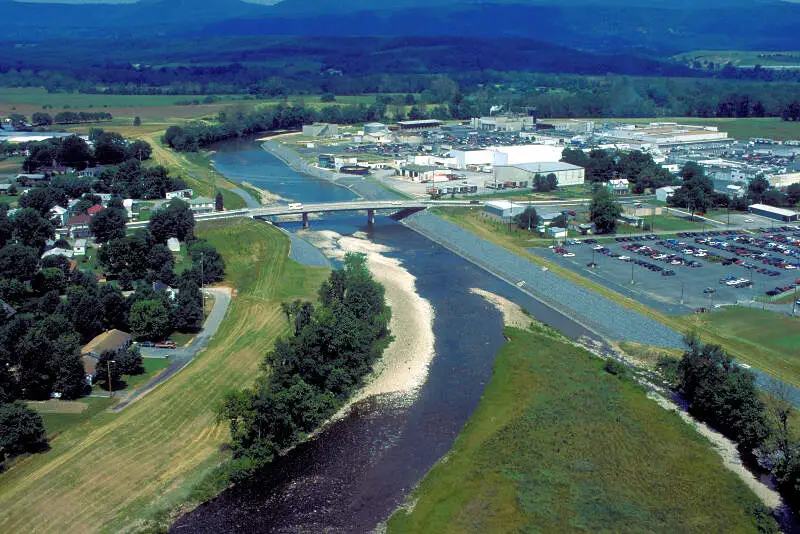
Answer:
[
  {"left": 81, "top": 329, "right": 131, "bottom": 357},
  {"left": 189, "top": 196, "right": 213, "bottom": 205},
  {"left": 73, "top": 239, "right": 87, "bottom": 247},
  {"left": 41, "top": 248, "right": 74, "bottom": 259},
  {"left": 68, "top": 214, "right": 91, "bottom": 225},
  {"left": 87, "top": 204, "right": 105, "bottom": 215},
  {"left": 82, "top": 354, "right": 99, "bottom": 376}
]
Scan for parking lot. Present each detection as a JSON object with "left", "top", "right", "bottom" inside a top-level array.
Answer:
[{"left": 531, "top": 226, "right": 800, "bottom": 315}]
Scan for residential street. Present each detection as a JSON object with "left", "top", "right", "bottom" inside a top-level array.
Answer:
[{"left": 111, "top": 287, "right": 232, "bottom": 411}]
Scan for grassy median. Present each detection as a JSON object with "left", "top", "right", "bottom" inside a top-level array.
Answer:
[
  {"left": 388, "top": 324, "right": 767, "bottom": 533},
  {"left": 0, "top": 218, "right": 328, "bottom": 533},
  {"left": 434, "top": 207, "right": 800, "bottom": 388}
]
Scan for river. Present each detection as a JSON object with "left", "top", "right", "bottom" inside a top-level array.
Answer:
[{"left": 171, "top": 139, "right": 610, "bottom": 533}]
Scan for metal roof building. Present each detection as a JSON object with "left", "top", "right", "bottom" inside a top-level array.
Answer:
[{"left": 749, "top": 203, "right": 799, "bottom": 222}]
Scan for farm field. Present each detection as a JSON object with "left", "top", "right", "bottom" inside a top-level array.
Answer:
[
  {"left": 0, "top": 218, "right": 329, "bottom": 533},
  {"left": 387, "top": 323, "right": 766, "bottom": 533}
]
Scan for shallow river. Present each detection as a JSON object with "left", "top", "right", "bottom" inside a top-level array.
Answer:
[{"left": 172, "top": 140, "right": 607, "bottom": 533}]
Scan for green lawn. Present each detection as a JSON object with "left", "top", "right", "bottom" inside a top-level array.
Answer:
[
  {"left": 30, "top": 397, "right": 113, "bottom": 440},
  {"left": 388, "top": 324, "right": 766, "bottom": 533},
  {"left": 0, "top": 218, "right": 329, "bottom": 533}
]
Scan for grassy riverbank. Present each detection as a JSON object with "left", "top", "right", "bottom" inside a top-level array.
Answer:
[
  {"left": 0, "top": 219, "right": 328, "bottom": 533},
  {"left": 387, "top": 323, "right": 768, "bottom": 533},
  {"left": 433, "top": 207, "right": 800, "bottom": 388}
]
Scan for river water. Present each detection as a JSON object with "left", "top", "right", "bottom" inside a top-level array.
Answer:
[{"left": 172, "top": 140, "right": 608, "bottom": 533}]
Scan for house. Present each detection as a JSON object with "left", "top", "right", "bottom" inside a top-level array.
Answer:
[
  {"left": 539, "top": 211, "right": 566, "bottom": 226},
  {"left": 0, "top": 299, "right": 17, "bottom": 318},
  {"left": 166, "top": 189, "right": 194, "bottom": 200},
  {"left": 605, "top": 179, "right": 630, "bottom": 195},
  {"left": 67, "top": 213, "right": 92, "bottom": 238},
  {"left": 123, "top": 199, "right": 134, "bottom": 219},
  {"left": 73, "top": 239, "right": 87, "bottom": 256},
  {"left": 86, "top": 204, "right": 105, "bottom": 216},
  {"left": 547, "top": 226, "right": 568, "bottom": 239},
  {"left": 167, "top": 237, "right": 180, "bottom": 252},
  {"left": 49, "top": 205, "right": 69, "bottom": 227},
  {"left": 79, "top": 166, "right": 107, "bottom": 179},
  {"left": 15, "top": 173, "right": 46, "bottom": 186},
  {"left": 152, "top": 280, "right": 179, "bottom": 301},
  {"left": 41, "top": 247, "right": 74, "bottom": 260},
  {"left": 188, "top": 196, "right": 214, "bottom": 214},
  {"left": 0, "top": 183, "right": 13, "bottom": 194},
  {"left": 482, "top": 200, "right": 526, "bottom": 222},
  {"left": 656, "top": 186, "right": 677, "bottom": 203},
  {"left": 39, "top": 165, "right": 70, "bottom": 176},
  {"left": 80, "top": 329, "right": 132, "bottom": 385}
]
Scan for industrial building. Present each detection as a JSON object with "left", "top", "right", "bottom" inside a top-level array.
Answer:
[
  {"left": 493, "top": 162, "right": 585, "bottom": 187},
  {"left": 470, "top": 115, "right": 535, "bottom": 132},
  {"left": 449, "top": 144, "right": 565, "bottom": 170},
  {"left": 395, "top": 119, "right": 442, "bottom": 130},
  {"left": 770, "top": 172, "right": 800, "bottom": 188},
  {"left": 656, "top": 186, "right": 677, "bottom": 203},
  {"left": 483, "top": 200, "right": 526, "bottom": 222},
  {"left": 607, "top": 122, "right": 729, "bottom": 147},
  {"left": 302, "top": 123, "right": 339, "bottom": 137},
  {"left": 363, "top": 122, "right": 388, "bottom": 135},
  {"left": 749, "top": 203, "right": 799, "bottom": 222}
]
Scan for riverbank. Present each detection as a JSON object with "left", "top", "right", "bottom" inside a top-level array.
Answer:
[
  {"left": 301, "top": 229, "right": 436, "bottom": 405},
  {"left": 387, "top": 314, "right": 776, "bottom": 533}
]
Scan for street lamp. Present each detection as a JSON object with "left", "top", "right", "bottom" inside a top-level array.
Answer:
[
  {"left": 630, "top": 261, "right": 635, "bottom": 285},
  {"left": 792, "top": 284, "right": 798, "bottom": 317},
  {"left": 107, "top": 359, "right": 116, "bottom": 399}
]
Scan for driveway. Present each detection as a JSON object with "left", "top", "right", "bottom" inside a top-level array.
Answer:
[{"left": 111, "top": 287, "right": 232, "bottom": 411}]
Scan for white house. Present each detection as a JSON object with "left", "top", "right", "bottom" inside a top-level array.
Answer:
[
  {"left": 41, "top": 247, "right": 74, "bottom": 259},
  {"left": 167, "top": 237, "right": 180, "bottom": 252},
  {"left": 188, "top": 196, "right": 214, "bottom": 214},
  {"left": 656, "top": 186, "right": 677, "bottom": 203},
  {"left": 166, "top": 189, "right": 194, "bottom": 200},
  {"left": 73, "top": 239, "right": 87, "bottom": 256},
  {"left": 49, "top": 205, "right": 69, "bottom": 226},
  {"left": 605, "top": 179, "right": 630, "bottom": 195}
]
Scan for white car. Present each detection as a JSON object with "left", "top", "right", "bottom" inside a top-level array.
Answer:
[
  {"left": 593, "top": 245, "right": 604, "bottom": 250},
  {"left": 617, "top": 255, "right": 631, "bottom": 261},
  {"left": 563, "top": 252, "right": 575, "bottom": 257},
  {"left": 744, "top": 218, "right": 754, "bottom": 223},
  {"left": 695, "top": 252, "right": 708, "bottom": 257}
]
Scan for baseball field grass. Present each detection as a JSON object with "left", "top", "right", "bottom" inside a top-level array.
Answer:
[
  {"left": 387, "top": 323, "right": 767, "bottom": 533},
  {"left": 0, "top": 218, "right": 328, "bottom": 533}
]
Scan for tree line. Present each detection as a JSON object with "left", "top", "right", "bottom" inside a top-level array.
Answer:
[
  {"left": 658, "top": 335, "right": 800, "bottom": 520},
  {"left": 0, "top": 198, "right": 224, "bottom": 468},
  {"left": 220, "top": 252, "right": 390, "bottom": 475},
  {"left": 561, "top": 147, "right": 677, "bottom": 193}
]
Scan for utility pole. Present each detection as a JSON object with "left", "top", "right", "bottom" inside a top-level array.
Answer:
[
  {"left": 793, "top": 284, "right": 798, "bottom": 317},
  {"left": 630, "top": 261, "right": 635, "bottom": 285},
  {"left": 200, "top": 251, "right": 205, "bottom": 312},
  {"left": 107, "top": 359, "right": 116, "bottom": 399}
]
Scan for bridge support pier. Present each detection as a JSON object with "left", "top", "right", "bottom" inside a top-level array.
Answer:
[
  {"left": 302, "top": 212, "right": 309, "bottom": 229},
  {"left": 367, "top": 208, "right": 375, "bottom": 226}
]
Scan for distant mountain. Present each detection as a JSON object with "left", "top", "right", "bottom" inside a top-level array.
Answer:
[{"left": 0, "top": 0, "right": 797, "bottom": 56}]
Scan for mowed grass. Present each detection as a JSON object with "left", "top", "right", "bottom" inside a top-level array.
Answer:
[
  {"left": 0, "top": 218, "right": 328, "bottom": 533},
  {"left": 436, "top": 208, "right": 800, "bottom": 387},
  {"left": 388, "top": 324, "right": 765, "bottom": 533}
]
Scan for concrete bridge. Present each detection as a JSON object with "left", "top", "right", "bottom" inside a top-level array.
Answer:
[{"left": 127, "top": 199, "right": 481, "bottom": 229}]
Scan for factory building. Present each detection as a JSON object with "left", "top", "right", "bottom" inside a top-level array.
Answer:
[
  {"left": 607, "top": 122, "right": 729, "bottom": 146},
  {"left": 395, "top": 119, "right": 442, "bottom": 130},
  {"left": 493, "top": 162, "right": 585, "bottom": 187},
  {"left": 449, "top": 144, "right": 565, "bottom": 170},
  {"left": 302, "top": 123, "right": 339, "bottom": 137},
  {"left": 769, "top": 172, "right": 800, "bottom": 188},
  {"left": 363, "top": 122, "right": 388, "bottom": 135},
  {"left": 482, "top": 200, "right": 527, "bottom": 222},
  {"left": 749, "top": 204, "right": 799, "bottom": 222},
  {"left": 470, "top": 115, "right": 535, "bottom": 132}
]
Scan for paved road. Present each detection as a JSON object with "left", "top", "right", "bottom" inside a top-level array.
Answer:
[
  {"left": 230, "top": 187, "right": 260, "bottom": 208},
  {"left": 111, "top": 287, "right": 232, "bottom": 412}
]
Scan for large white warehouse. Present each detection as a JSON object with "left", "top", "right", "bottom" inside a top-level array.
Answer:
[
  {"left": 449, "top": 144, "right": 565, "bottom": 169},
  {"left": 494, "top": 162, "right": 585, "bottom": 187}
]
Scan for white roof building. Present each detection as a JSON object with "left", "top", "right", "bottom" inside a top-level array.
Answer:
[{"left": 167, "top": 237, "right": 180, "bottom": 252}]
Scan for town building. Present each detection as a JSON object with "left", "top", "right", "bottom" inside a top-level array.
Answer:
[
  {"left": 470, "top": 115, "right": 535, "bottom": 132},
  {"left": 66, "top": 213, "right": 92, "bottom": 238},
  {"left": 363, "top": 122, "right": 388, "bottom": 136},
  {"left": 49, "top": 205, "right": 68, "bottom": 226},
  {"left": 73, "top": 239, "right": 87, "bottom": 256},
  {"left": 605, "top": 179, "right": 630, "bottom": 195},
  {"left": 80, "top": 329, "right": 132, "bottom": 384},
  {"left": 769, "top": 172, "right": 800, "bottom": 188},
  {"left": 493, "top": 162, "right": 585, "bottom": 187},
  {"left": 86, "top": 204, "right": 105, "bottom": 216},
  {"left": 302, "top": 123, "right": 339, "bottom": 137},
  {"left": 153, "top": 280, "right": 179, "bottom": 301},
  {"left": 482, "top": 200, "right": 526, "bottom": 222},
  {"left": 606, "top": 122, "right": 729, "bottom": 147},
  {"left": 395, "top": 119, "right": 442, "bottom": 131},
  {"left": 41, "top": 247, "right": 74, "bottom": 260},
  {"left": 188, "top": 196, "right": 214, "bottom": 214},
  {"left": 749, "top": 203, "right": 799, "bottom": 222},
  {"left": 656, "top": 186, "right": 677, "bottom": 203},
  {"left": 167, "top": 237, "right": 180, "bottom": 252},
  {"left": 166, "top": 189, "right": 194, "bottom": 200}
]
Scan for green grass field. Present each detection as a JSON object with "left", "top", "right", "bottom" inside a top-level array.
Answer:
[
  {"left": 388, "top": 324, "right": 766, "bottom": 533},
  {"left": 625, "top": 116, "right": 800, "bottom": 141},
  {"left": 0, "top": 218, "right": 329, "bottom": 533}
]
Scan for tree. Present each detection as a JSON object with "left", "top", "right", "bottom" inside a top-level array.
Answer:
[
  {"left": 129, "top": 299, "right": 172, "bottom": 341},
  {"left": 215, "top": 190, "right": 224, "bottom": 212},
  {"left": 12, "top": 208, "right": 54, "bottom": 252},
  {"left": 0, "top": 402, "right": 47, "bottom": 456},
  {"left": 516, "top": 206, "right": 539, "bottom": 230},
  {"left": 533, "top": 173, "right": 558, "bottom": 192},
  {"left": 747, "top": 174, "right": 770, "bottom": 204},
  {"left": 133, "top": 116, "right": 142, "bottom": 127},
  {"left": 49, "top": 333, "right": 87, "bottom": 399},
  {"left": 31, "top": 112, "right": 53, "bottom": 127},
  {"left": 188, "top": 241, "right": 225, "bottom": 284},
  {"left": 173, "top": 282, "right": 204, "bottom": 332},
  {"left": 148, "top": 199, "right": 194, "bottom": 243},
  {"left": 0, "top": 244, "right": 39, "bottom": 281},
  {"left": 19, "top": 188, "right": 65, "bottom": 217},
  {"left": 89, "top": 205, "right": 128, "bottom": 243},
  {"left": 94, "top": 350, "right": 123, "bottom": 391},
  {"left": 63, "top": 285, "right": 104, "bottom": 341},
  {"left": 669, "top": 163, "right": 715, "bottom": 218},
  {"left": 320, "top": 93, "right": 336, "bottom": 103},
  {"left": 58, "top": 135, "right": 92, "bottom": 170},
  {"left": 589, "top": 187, "right": 622, "bottom": 234},
  {"left": 786, "top": 184, "right": 800, "bottom": 207},
  {"left": 99, "top": 284, "right": 128, "bottom": 331},
  {"left": 125, "top": 139, "right": 152, "bottom": 161},
  {"left": 93, "top": 132, "right": 128, "bottom": 165},
  {"left": 33, "top": 268, "right": 66, "bottom": 295}
]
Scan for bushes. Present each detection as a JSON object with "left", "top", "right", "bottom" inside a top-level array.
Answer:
[{"left": 221, "top": 252, "right": 390, "bottom": 467}]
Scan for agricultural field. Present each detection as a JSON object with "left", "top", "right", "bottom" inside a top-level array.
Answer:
[
  {"left": 388, "top": 323, "right": 767, "bottom": 533},
  {"left": 673, "top": 50, "right": 800, "bottom": 68},
  {"left": 625, "top": 116, "right": 800, "bottom": 141},
  {"left": 0, "top": 218, "right": 329, "bottom": 533}
]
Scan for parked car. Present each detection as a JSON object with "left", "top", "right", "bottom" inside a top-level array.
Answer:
[{"left": 155, "top": 341, "right": 177, "bottom": 349}]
